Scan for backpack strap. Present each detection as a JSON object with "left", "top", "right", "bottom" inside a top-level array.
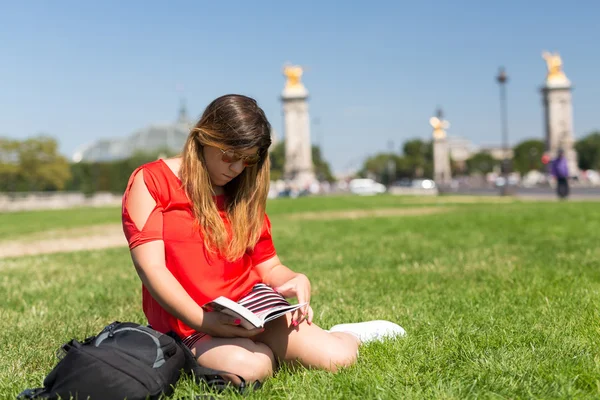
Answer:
[
  {"left": 16, "top": 338, "right": 87, "bottom": 399},
  {"left": 16, "top": 387, "right": 53, "bottom": 399}
]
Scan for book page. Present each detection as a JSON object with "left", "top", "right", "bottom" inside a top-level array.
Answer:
[
  {"left": 205, "top": 284, "right": 309, "bottom": 330},
  {"left": 238, "top": 284, "right": 305, "bottom": 324},
  {"left": 259, "top": 303, "right": 306, "bottom": 324},
  {"left": 204, "top": 296, "right": 263, "bottom": 329}
]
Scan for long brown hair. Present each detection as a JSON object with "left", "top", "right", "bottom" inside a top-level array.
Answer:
[{"left": 180, "top": 94, "right": 272, "bottom": 261}]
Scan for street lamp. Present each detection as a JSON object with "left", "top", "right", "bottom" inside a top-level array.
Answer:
[{"left": 496, "top": 67, "right": 512, "bottom": 196}]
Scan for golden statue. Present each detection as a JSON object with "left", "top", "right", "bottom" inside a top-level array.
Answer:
[
  {"left": 283, "top": 64, "right": 305, "bottom": 90},
  {"left": 430, "top": 111, "right": 450, "bottom": 140},
  {"left": 542, "top": 51, "right": 569, "bottom": 84}
]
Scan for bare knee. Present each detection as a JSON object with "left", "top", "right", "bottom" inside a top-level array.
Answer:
[
  {"left": 194, "top": 339, "right": 276, "bottom": 383},
  {"left": 320, "top": 333, "right": 359, "bottom": 373},
  {"left": 258, "top": 316, "right": 360, "bottom": 373},
  {"left": 323, "top": 345, "right": 358, "bottom": 372},
  {"left": 224, "top": 342, "right": 276, "bottom": 382}
]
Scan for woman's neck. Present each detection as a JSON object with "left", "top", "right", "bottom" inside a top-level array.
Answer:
[
  {"left": 212, "top": 185, "right": 225, "bottom": 196},
  {"left": 165, "top": 156, "right": 224, "bottom": 197}
]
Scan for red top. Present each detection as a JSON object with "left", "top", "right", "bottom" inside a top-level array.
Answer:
[{"left": 121, "top": 159, "right": 276, "bottom": 338}]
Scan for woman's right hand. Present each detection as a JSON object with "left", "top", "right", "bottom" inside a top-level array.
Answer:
[{"left": 198, "top": 311, "right": 264, "bottom": 338}]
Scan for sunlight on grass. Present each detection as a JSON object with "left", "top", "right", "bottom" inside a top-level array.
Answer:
[
  {"left": 0, "top": 194, "right": 518, "bottom": 242},
  {"left": 0, "top": 206, "right": 121, "bottom": 241},
  {"left": 1, "top": 199, "right": 600, "bottom": 398}
]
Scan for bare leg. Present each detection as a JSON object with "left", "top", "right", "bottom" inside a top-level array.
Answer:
[
  {"left": 189, "top": 335, "right": 276, "bottom": 384},
  {"left": 255, "top": 314, "right": 360, "bottom": 372}
]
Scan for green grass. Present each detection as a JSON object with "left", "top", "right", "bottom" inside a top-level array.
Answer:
[
  {"left": 0, "top": 194, "right": 515, "bottom": 241},
  {"left": 1, "top": 197, "right": 600, "bottom": 399},
  {"left": 0, "top": 206, "right": 121, "bottom": 241}
]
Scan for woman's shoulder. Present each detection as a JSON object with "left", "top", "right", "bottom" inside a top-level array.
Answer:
[
  {"left": 133, "top": 158, "right": 180, "bottom": 180},
  {"left": 159, "top": 157, "right": 182, "bottom": 179},
  {"left": 125, "top": 158, "right": 182, "bottom": 196}
]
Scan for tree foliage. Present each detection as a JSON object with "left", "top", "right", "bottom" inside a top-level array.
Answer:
[
  {"left": 312, "top": 145, "right": 335, "bottom": 182},
  {"left": 512, "top": 139, "right": 545, "bottom": 174},
  {"left": 465, "top": 152, "right": 499, "bottom": 174},
  {"left": 268, "top": 142, "right": 285, "bottom": 181},
  {"left": 66, "top": 148, "right": 176, "bottom": 195},
  {"left": 359, "top": 139, "right": 433, "bottom": 184},
  {"left": 575, "top": 131, "right": 600, "bottom": 170},
  {"left": 0, "top": 136, "right": 72, "bottom": 192}
]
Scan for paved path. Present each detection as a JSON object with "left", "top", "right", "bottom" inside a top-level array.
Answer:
[{"left": 0, "top": 224, "right": 126, "bottom": 259}]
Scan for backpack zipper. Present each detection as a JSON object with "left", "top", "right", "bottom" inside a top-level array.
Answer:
[{"left": 95, "top": 326, "right": 175, "bottom": 368}]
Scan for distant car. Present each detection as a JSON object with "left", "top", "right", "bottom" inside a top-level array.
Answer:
[
  {"left": 348, "top": 179, "right": 386, "bottom": 195},
  {"left": 494, "top": 177, "right": 506, "bottom": 187},
  {"left": 411, "top": 179, "right": 436, "bottom": 190},
  {"left": 391, "top": 178, "right": 412, "bottom": 187},
  {"left": 495, "top": 175, "right": 519, "bottom": 187},
  {"left": 391, "top": 179, "right": 436, "bottom": 190},
  {"left": 276, "top": 188, "right": 310, "bottom": 198}
]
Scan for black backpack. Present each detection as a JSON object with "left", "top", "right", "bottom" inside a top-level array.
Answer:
[{"left": 17, "top": 321, "right": 258, "bottom": 400}]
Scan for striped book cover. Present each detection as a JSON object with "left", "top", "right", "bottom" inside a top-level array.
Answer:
[{"left": 204, "top": 283, "right": 306, "bottom": 329}]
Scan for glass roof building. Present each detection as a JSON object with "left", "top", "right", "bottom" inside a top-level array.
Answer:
[
  {"left": 72, "top": 103, "right": 279, "bottom": 163},
  {"left": 72, "top": 105, "right": 191, "bottom": 163}
]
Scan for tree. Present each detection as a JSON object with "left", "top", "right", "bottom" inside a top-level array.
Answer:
[
  {"left": 0, "top": 138, "right": 20, "bottom": 192},
  {"left": 312, "top": 145, "right": 334, "bottom": 182},
  {"left": 575, "top": 131, "right": 600, "bottom": 170},
  {"left": 268, "top": 142, "right": 285, "bottom": 181},
  {"left": 0, "top": 136, "right": 72, "bottom": 192},
  {"left": 358, "top": 139, "right": 436, "bottom": 183},
  {"left": 66, "top": 161, "right": 96, "bottom": 195},
  {"left": 359, "top": 153, "right": 417, "bottom": 184},
  {"left": 466, "top": 152, "right": 498, "bottom": 174},
  {"left": 17, "top": 136, "right": 72, "bottom": 191},
  {"left": 512, "top": 139, "right": 545, "bottom": 174},
  {"left": 402, "top": 139, "right": 433, "bottom": 178},
  {"left": 67, "top": 148, "right": 176, "bottom": 195},
  {"left": 361, "top": 153, "right": 395, "bottom": 184}
]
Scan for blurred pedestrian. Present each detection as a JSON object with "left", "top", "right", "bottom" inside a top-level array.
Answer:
[{"left": 550, "top": 149, "right": 569, "bottom": 199}]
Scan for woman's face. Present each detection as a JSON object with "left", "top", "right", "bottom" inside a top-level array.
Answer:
[{"left": 203, "top": 145, "right": 260, "bottom": 187}]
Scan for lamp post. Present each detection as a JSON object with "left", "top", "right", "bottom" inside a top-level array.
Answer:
[
  {"left": 496, "top": 67, "right": 512, "bottom": 196},
  {"left": 387, "top": 140, "right": 396, "bottom": 186}
]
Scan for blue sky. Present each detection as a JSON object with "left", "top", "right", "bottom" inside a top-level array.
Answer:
[{"left": 1, "top": 0, "right": 598, "bottom": 173}]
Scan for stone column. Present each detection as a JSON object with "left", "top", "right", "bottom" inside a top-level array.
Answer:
[
  {"left": 430, "top": 109, "right": 452, "bottom": 186},
  {"left": 281, "top": 65, "right": 315, "bottom": 188},
  {"left": 540, "top": 52, "right": 579, "bottom": 177}
]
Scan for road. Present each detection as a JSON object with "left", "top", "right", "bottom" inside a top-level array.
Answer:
[{"left": 447, "top": 186, "right": 600, "bottom": 199}]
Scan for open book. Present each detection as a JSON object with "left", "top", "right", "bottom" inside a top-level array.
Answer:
[{"left": 204, "top": 283, "right": 306, "bottom": 329}]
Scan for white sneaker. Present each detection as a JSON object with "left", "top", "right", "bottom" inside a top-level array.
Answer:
[{"left": 328, "top": 320, "right": 406, "bottom": 344}]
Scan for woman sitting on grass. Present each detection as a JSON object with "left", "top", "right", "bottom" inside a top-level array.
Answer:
[{"left": 122, "top": 94, "right": 405, "bottom": 384}]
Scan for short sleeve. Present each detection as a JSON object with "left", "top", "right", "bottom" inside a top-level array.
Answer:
[
  {"left": 122, "top": 166, "right": 164, "bottom": 250},
  {"left": 248, "top": 214, "right": 276, "bottom": 266}
]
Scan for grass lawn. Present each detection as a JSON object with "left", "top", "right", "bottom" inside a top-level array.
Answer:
[
  {"left": 1, "top": 196, "right": 599, "bottom": 399},
  {"left": 0, "top": 195, "right": 515, "bottom": 242},
  {"left": 0, "top": 206, "right": 121, "bottom": 241}
]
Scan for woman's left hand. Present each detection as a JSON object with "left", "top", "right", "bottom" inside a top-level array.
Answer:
[{"left": 275, "top": 273, "right": 313, "bottom": 326}]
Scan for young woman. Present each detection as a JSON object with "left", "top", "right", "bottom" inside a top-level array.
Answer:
[{"left": 122, "top": 94, "right": 405, "bottom": 384}]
